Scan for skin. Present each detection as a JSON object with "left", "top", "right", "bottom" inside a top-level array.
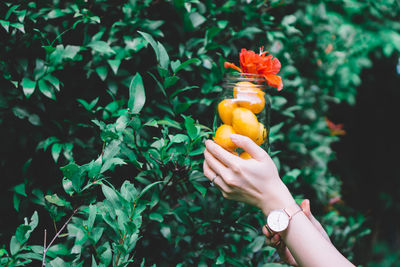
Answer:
[{"left": 203, "top": 134, "right": 355, "bottom": 267}]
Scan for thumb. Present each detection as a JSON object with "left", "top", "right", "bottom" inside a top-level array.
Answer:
[
  {"left": 230, "top": 134, "right": 267, "bottom": 161},
  {"left": 300, "top": 199, "right": 312, "bottom": 219}
]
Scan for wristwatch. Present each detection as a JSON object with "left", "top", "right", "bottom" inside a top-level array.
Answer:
[{"left": 266, "top": 203, "right": 303, "bottom": 233}]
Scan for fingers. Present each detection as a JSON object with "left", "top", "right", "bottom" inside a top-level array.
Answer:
[
  {"left": 205, "top": 140, "right": 238, "bottom": 169},
  {"left": 203, "top": 152, "right": 230, "bottom": 192},
  {"left": 230, "top": 134, "right": 267, "bottom": 161},
  {"left": 263, "top": 225, "right": 282, "bottom": 247}
]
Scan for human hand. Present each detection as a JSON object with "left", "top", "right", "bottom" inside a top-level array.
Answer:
[
  {"left": 203, "top": 134, "right": 295, "bottom": 215},
  {"left": 263, "top": 199, "right": 331, "bottom": 266}
]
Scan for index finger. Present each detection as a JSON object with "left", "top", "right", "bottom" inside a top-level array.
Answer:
[{"left": 205, "top": 140, "right": 240, "bottom": 169}]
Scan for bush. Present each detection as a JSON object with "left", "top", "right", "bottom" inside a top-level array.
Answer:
[{"left": 1, "top": 0, "right": 399, "bottom": 266}]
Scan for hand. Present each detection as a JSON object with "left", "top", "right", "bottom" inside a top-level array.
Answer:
[
  {"left": 203, "top": 134, "right": 295, "bottom": 215},
  {"left": 263, "top": 199, "right": 331, "bottom": 266}
]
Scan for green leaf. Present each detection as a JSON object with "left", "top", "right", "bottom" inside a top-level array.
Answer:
[
  {"left": 137, "top": 181, "right": 163, "bottom": 200},
  {"left": 169, "top": 134, "right": 189, "bottom": 144},
  {"left": 10, "top": 236, "right": 20, "bottom": 255},
  {"left": 45, "top": 194, "right": 71, "bottom": 208},
  {"left": 184, "top": 116, "right": 198, "bottom": 140},
  {"left": 38, "top": 79, "right": 56, "bottom": 100},
  {"left": 192, "top": 182, "right": 207, "bottom": 197},
  {"left": 87, "top": 204, "right": 97, "bottom": 230},
  {"left": 96, "top": 65, "right": 108, "bottom": 81},
  {"left": 13, "top": 183, "right": 27, "bottom": 197},
  {"left": 149, "top": 212, "right": 164, "bottom": 223},
  {"left": 101, "top": 184, "right": 120, "bottom": 210},
  {"left": 173, "top": 58, "right": 201, "bottom": 73},
  {"left": 157, "top": 41, "right": 169, "bottom": 69},
  {"left": 21, "top": 77, "right": 36, "bottom": 98},
  {"left": 189, "top": 12, "right": 206, "bottom": 28},
  {"left": 282, "top": 169, "right": 301, "bottom": 184},
  {"left": 128, "top": 73, "right": 146, "bottom": 114},
  {"left": 170, "top": 60, "right": 181, "bottom": 73},
  {"left": 60, "top": 163, "right": 83, "bottom": 192},
  {"left": 164, "top": 76, "right": 179, "bottom": 89},
  {"left": 51, "top": 143, "right": 62, "bottom": 162},
  {"left": 0, "top": 20, "right": 10, "bottom": 32},
  {"left": 107, "top": 59, "right": 121, "bottom": 74},
  {"left": 138, "top": 31, "right": 160, "bottom": 62},
  {"left": 170, "top": 86, "right": 198, "bottom": 99},
  {"left": 87, "top": 41, "right": 115, "bottom": 54}
]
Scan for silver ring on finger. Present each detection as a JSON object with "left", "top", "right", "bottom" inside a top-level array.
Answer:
[{"left": 210, "top": 174, "right": 219, "bottom": 186}]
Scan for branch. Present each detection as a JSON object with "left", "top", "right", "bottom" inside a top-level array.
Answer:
[{"left": 41, "top": 208, "right": 79, "bottom": 266}]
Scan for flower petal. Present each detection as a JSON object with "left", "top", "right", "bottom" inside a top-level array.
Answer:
[
  {"left": 224, "top": 62, "right": 242, "bottom": 72},
  {"left": 264, "top": 74, "right": 283, "bottom": 91}
]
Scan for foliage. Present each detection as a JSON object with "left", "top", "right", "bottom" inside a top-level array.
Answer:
[{"left": 0, "top": 0, "right": 399, "bottom": 266}]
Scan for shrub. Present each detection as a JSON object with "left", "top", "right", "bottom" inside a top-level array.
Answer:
[{"left": 1, "top": 0, "right": 399, "bottom": 266}]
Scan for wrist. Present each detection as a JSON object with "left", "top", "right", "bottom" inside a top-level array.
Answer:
[{"left": 260, "top": 180, "right": 296, "bottom": 216}]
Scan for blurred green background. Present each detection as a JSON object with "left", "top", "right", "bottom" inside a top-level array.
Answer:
[{"left": 0, "top": 0, "right": 399, "bottom": 266}]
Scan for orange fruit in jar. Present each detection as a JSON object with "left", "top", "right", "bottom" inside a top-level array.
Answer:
[
  {"left": 217, "top": 99, "right": 238, "bottom": 125},
  {"left": 255, "top": 123, "right": 267, "bottom": 146},
  {"left": 232, "top": 107, "right": 259, "bottom": 142},
  {"left": 233, "top": 81, "right": 265, "bottom": 114},
  {"left": 213, "top": 124, "right": 237, "bottom": 151},
  {"left": 239, "top": 151, "right": 252, "bottom": 159}
]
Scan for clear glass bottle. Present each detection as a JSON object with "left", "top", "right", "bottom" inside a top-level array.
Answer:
[{"left": 214, "top": 72, "right": 271, "bottom": 156}]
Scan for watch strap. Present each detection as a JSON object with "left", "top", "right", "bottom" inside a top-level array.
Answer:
[{"left": 283, "top": 203, "right": 303, "bottom": 219}]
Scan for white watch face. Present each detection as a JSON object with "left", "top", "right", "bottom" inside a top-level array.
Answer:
[{"left": 267, "top": 210, "right": 289, "bottom": 232}]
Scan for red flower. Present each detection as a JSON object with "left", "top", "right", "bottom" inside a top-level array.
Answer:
[
  {"left": 325, "top": 117, "right": 346, "bottom": 136},
  {"left": 224, "top": 48, "right": 283, "bottom": 91}
]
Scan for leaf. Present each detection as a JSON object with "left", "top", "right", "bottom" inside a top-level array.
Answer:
[
  {"left": 184, "top": 116, "right": 199, "bottom": 140},
  {"left": 169, "top": 134, "right": 189, "bottom": 144},
  {"left": 10, "top": 236, "right": 20, "bottom": 256},
  {"left": 173, "top": 58, "right": 201, "bottom": 73},
  {"left": 96, "top": 65, "right": 108, "bottom": 81},
  {"left": 282, "top": 169, "right": 301, "bottom": 184},
  {"left": 60, "top": 163, "right": 83, "bottom": 192},
  {"left": 189, "top": 12, "right": 206, "bottom": 28},
  {"left": 100, "top": 157, "right": 126, "bottom": 173},
  {"left": 107, "top": 59, "right": 121, "bottom": 74},
  {"left": 128, "top": 73, "right": 146, "bottom": 114},
  {"left": 157, "top": 41, "right": 169, "bottom": 69},
  {"left": 51, "top": 143, "right": 62, "bottom": 162},
  {"left": 38, "top": 79, "right": 56, "bottom": 100},
  {"left": 21, "top": 77, "right": 36, "bottom": 98},
  {"left": 87, "top": 204, "right": 97, "bottom": 230},
  {"left": 192, "top": 182, "right": 207, "bottom": 197},
  {"left": 138, "top": 31, "right": 160, "bottom": 61},
  {"left": 13, "top": 183, "right": 27, "bottom": 197},
  {"left": 0, "top": 19, "right": 10, "bottom": 32},
  {"left": 163, "top": 76, "right": 179, "bottom": 89},
  {"left": 45, "top": 194, "right": 71, "bottom": 207},
  {"left": 170, "top": 86, "right": 198, "bottom": 99},
  {"left": 137, "top": 181, "right": 163, "bottom": 200},
  {"left": 170, "top": 60, "right": 181, "bottom": 73},
  {"left": 87, "top": 41, "right": 115, "bottom": 54},
  {"left": 101, "top": 184, "right": 121, "bottom": 211},
  {"left": 149, "top": 212, "right": 164, "bottom": 223}
]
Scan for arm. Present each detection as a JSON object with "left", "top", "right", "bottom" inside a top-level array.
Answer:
[{"left": 203, "top": 134, "right": 354, "bottom": 267}]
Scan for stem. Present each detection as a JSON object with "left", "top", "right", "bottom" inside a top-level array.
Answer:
[
  {"left": 114, "top": 202, "right": 137, "bottom": 266},
  {"left": 41, "top": 208, "right": 78, "bottom": 266}
]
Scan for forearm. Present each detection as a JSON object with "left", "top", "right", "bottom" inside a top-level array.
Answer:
[
  {"left": 260, "top": 181, "right": 354, "bottom": 267},
  {"left": 281, "top": 212, "right": 354, "bottom": 267}
]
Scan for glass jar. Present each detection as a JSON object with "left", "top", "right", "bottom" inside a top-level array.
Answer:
[{"left": 213, "top": 72, "right": 271, "bottom": 156}]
